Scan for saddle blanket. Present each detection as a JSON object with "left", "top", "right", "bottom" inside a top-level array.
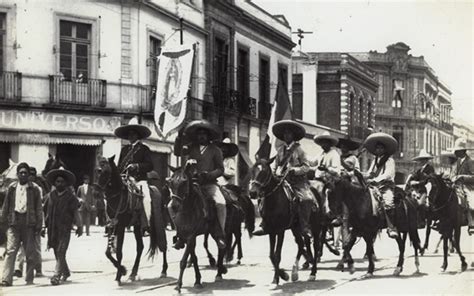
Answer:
[{"left": 368, "top": 187, "right": 395, "bottom": 216}]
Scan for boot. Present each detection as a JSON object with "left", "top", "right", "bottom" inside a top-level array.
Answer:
[
  {"left": 252, "top": 221, "right": 267, "bottom": 236},
  {"left": 215, "top": 203, "right": 227, "bottom": 249},
  {"left": 467, "top": 210, "right": 474, "bottom": 235},
  {"left": 385, "top": 209, "right": 399, "bottom": 239}
]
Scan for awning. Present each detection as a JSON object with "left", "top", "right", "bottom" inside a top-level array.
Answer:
[
  {"left": 0, "top": 131, "right": 102, "bottom": 146},
  {"left": 239, "top": 149, "right": 253, "bottom": 168}
]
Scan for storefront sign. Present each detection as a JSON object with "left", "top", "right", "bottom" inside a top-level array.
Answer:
[{"left": 0, "top": 110, "right": 121, "bottom": 134}]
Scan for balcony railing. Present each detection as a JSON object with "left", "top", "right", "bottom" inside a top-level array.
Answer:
[
  {"left": 441, "top": 121, "right": 453, "bottom": 131},
  {"left": 0, "top": 71, "right": 22, "bottom": 102},
  {"left": 49, "top": 75, "right": 107, "bottom": 107},
  {"left": 239, "top": 96, "right": 257, "bottom": 116},
  {"left": 258, "top": 101, "right": 272, "bottom": 120}
]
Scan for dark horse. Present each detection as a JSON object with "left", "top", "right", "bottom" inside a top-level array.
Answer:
[
  {"left": 248, "top": 158, "right": 321, "bottom": 285},
  {"left": 334, "top": 179, "right": 421, "bottom": 276},
  {"left": 166, "top": 164, "right": 252, "bottom": 292},
  {"left": 425, "top": 175, "right": 467, "bottom": 272},
  {"left": 95, "top": 156, "right": 168, "bottom": 285}
]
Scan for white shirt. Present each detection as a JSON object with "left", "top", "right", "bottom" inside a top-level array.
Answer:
[
  {"left": 218, "top": 157, "right": 236, "bottom": 186},
  {"left": 15, "top": 183, "right": 28, "bottom": 214},
  {"left": 313, "top": 148, "right": 342, "bottom": 176},
  {"left": 83, "top": 184, "right": 89, "bottom": 195},
  {"left": 368, "top": 156, "right": 396, "bottom": 182}
]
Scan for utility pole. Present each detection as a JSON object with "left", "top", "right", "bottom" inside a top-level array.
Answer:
[
  {"left": 292, "top": 28, "right": 313, "bottom": 51},
  {"left": 179, "top": 18, "right": 184, "bottom": 45}
]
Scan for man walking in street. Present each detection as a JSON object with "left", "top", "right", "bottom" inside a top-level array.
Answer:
[
  {"left": 44, "top": 167, "right": 83, "bottom": 285},
  {"left": 77, "top": 175, "right": 95, "bottom": 236},
  {"left": 0, "top": 163, "right": 43, "bottom": 287}
]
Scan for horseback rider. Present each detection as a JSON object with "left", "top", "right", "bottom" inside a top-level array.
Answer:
[
  {"left": 450, "top": 138, "right": 474, "bottom": 234},
  {"left": 406, "top": 149, "right": 435, "bottom": 205},
  {"left": 253, "top": 120, "right": 317, "bottom": 239},
  {"left": 172, "top": 120, "right": 227, "bottom": 249},
  {"left": 312, "top": 131, "right": 342, "bottom": 226},
  {"left": 363, "top": 132, "right": 399, "bottom": 239},
  {"left": 114, "top": 117, "right": 153, "bottom": 236},
  {"left": 217, "top": 138, "right": 239, "bottom": 187}
]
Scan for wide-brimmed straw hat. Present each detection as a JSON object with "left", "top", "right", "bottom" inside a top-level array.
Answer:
[
  {"left": 313, "top": 131, "right": 338, "bottom": 147},
  {"left": 217, "top": 138, "right": 239, "bottom": 157},
  {"left": 336, "top": 135, "right": 360, "bottom": 151},
  {"left": 183, "top": 120, "right": 220, "bottom": 141},
  {"left": 46, "top": 167, "right": 76, "bottom": 186},
  {"left": 451, "top": 138, "right": 473, "bottom": 152},
  {"left": 114, "top": 117, "right": 151, "bottom": 140},
  {"left": 272, "top": 120, "right": 306, "bottom": 141},
  {"left": 363, "top": 132, "right": 398, "bottom": 156},
  {"left": 412, "top": 149, "right": 433, "bottom": 162}
]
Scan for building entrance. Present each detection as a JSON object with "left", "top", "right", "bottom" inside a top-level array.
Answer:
[{"left": 56, "top": 144, "right": 98, "bottom": 188}]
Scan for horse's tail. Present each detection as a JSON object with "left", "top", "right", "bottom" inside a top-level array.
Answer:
[
  {"left": 241, "top": 194, "right": 255, "bottom": 237},
  {"left": 405, "top": 197, "right": 422, "bottom": 251},
  {"left": 147, "top": 186, "right": 167, "bottom": 259}
]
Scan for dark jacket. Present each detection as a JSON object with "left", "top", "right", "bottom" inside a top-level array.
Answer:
[
  {"left": 186, "top": 143, "right": 224, "bottom": 184},
  {"left": 456, "top": 155, "right": 474, "bottom": 176},
  {"left": 118, "top": 142, "right": 153, "bottom": 181},
  {"left": 413, "top": 163, "right": 435, "bottom": 182},
  {"left": 77, "top": 184, "right": 95, "bottom": 212},
  {"left": 0, "top": 181, "right": 43, "bottom": 230}
]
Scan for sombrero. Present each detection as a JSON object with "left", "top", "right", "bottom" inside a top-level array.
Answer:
[
  {"left": 183, "top": 119, "right": 220, "bottom": 141},
  {"left": 114, "top": 117, "right": 151, "bottom": 140},
  {"left": 363, "top": 132, "right": 398, "bottom": 156},
  {"left": 272, "top": 120, "right": 306, "bottom": 141},
  {"left": 313, "top": 131, "right": 338, "bottom": 147},
  {"left": 412, "top": 149, "right": 433, "bottom": 161},
  {"left": 217, "top": 138, "right": 239, "bottom": 157},
  {"left": 46, "top": 167, "right": 76, "bottom": 186},
  {"left": 336, "top": 135, "right": 360, "bottom": 151}
]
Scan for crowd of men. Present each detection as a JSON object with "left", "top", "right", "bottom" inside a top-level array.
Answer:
[{"left": 0, "top": 117, "right": 473, "bottom": 288}]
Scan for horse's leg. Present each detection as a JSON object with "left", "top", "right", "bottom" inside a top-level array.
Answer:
[
  {"left": 203, "top": 232, "right": 216, "bottom": 267},
  {"left": 302, "top": 236, "right": 313, "bottom": 270},
  {"left": 175, "top": 239, "right": 192, "bottom": 293},
  {"left": 236, "top": 227, "right": 243, "bottom": 265},
  {"left": 394, "top": 232, "right": 407, "bottom": 276},
  {"left": 422, "top": 218, "right": 431, "bottom": 255},
  {"left": 225, "top": 228, "right": 234, "bottom": 263},
  {"left": 345, "top": 233, "right": 358, "bottom": 274},
  {"left": 309, "top": 225, "right": 320, "bottom": 281},
  {"left": 269, "top": 233, "right": 278, "bottom": 285},
  {"left": 291, "top": 228, "right": 306, "bottom": 282},
  {"left": 215, "top": 237, "right": 227, "bottom": 281},
  {"left": 441, "top": 233, "right": 449, "bottom": 272},
  {"left": 161, "top": 250, "right": 168, "bottom": 278},
  {"left": 115, "top": 227, "right": 127, "bottom": 285},
  {"left": 189, "top": 238, "right": 203, "bottom": 288},
  {"left": 363, "top": 234, "right": 375, "bottom": 277},
  {"left": 453, "top": 226, "right": 467, "bottom": 271},
  {"left": 276, "top": 231, "right": 289, "bottom": 284},
  {"left": 414, "top": 240, "right": 420, "bottom": 274},
  {"left": 129, "top": 225, "right": 144, "bottom": 281}
]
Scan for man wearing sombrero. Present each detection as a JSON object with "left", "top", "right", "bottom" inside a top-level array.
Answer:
[
  {"left": 254, "top": 120, "right": 316, "bottom": 238},
  {"left": 217, "top": 138, "right": 239, "bottom": 187},
  {"left": 114, "top": 117, "right": 153, "bottom": 236},
  {"left": 312, "top": 131, "right": 342, "bottom": 226},
  {"left": 363, "top": 132, "right": 399, "bottom": 239},
  {"left": 43, "top": 167, "right": 83, "bottom": 285},
  {"left": 406, "top": 149, "right": 435, "bottom": 204},
  {"left": 450, "top": 138, "right": 474, "bottom": 234},
  {"left": 172, "top": 119, "right": 227, "bottom": 249}
]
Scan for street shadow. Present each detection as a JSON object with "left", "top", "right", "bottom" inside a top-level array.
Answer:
[
  {"left": 360, "top": 271, "right": 429, "bottom": 280},
  {"left": 182, "top": 279, "right": 254, "bottom": 294},
  {"left": 271, "top": 279, "right": 337, "bottom": 294},
  {"left": 117, "top": 276, "right": 177, "bottom": 290}
]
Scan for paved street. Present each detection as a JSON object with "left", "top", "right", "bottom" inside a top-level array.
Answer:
[{"left": 0, "top": 220, "right": 473, "bottom": 295}]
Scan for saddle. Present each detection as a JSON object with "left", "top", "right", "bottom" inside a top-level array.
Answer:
[{"left": 220, "top": 185, "right": 244, "bottom": 212}]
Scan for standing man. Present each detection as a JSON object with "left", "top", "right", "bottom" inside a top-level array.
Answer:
[
  {"left": 44, "top": 168, "right": 83, "bottom": 285},
  {"left": 77, "top": 175, "right": 95, "bottom": 236},
  {"left": 363, "top": 132, "right": 399, "bottom": 239},
  {"left": 450, "top": 138, "right": 474, "bottom": 234},
  {"left": 114, "top": 118, "right": 153, "bottom": 236},
  {"left": 94, "top": 189, "right": 106, "bottom": 227},
  {"left": 0, "top": 163, "right": 43, "bottom": 287}
]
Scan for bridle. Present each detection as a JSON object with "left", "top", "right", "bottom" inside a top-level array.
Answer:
[
  {"left": 428, "top": 177, "right": 454, "bottom": 213},
  {"left": 250, "top": 164, "right": 288, "bottom": 198}
]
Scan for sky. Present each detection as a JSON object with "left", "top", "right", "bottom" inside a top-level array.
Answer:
[{"left": 254, "top": 0, "right": 474, "bottom": 125}]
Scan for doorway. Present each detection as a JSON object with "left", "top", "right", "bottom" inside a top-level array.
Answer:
[{"left": 56, "top": 144, "right": 98, "bottom": 189}]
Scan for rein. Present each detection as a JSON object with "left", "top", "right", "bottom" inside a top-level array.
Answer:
[
  {"left": 430, "top": 184, "right": 454, "bottom": 213},
  {"left": 250, "top": 168, "right": 289, "bottom": 198}
]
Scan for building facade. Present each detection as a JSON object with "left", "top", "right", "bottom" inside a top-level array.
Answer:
[
  {"left": 453, "top": 121, "right": 474, "bottom": 148},
  {"left": 292, "top": 51, "right": 378, "bottom": 170},
  {"left": 351, "top": 42, "right": 454, "bottom": 182}
]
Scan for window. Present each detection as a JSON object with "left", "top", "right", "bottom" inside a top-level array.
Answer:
[
  {"left": 292, "top": 74, "right": 303, "bottom": 120},
  {"left": 0, "top": 13, "right": 5, "bottom": 72},
  {"left": 148, "top": 36, "right": 161, "bottom": 86},
  {"left": 392, "top": 125, "right": 403, "bottom": 157},
  {"left": 392, "top": 79, "right": 404, "bottom": 108},
  {"left": 259, "top": 56, "right": 270, "bottom": 103},
  {"left": 368, "top": 101, "right": 373, "bottom": 125},
  {"left": 213, "top": 38, "right": 228, "bottom": 96},
  {"left": 349, "top": 93, "right": 355, "bottom": 133},
  {"left": 59, "top": 20, "right": 91, "bottom": 80},
  {"left": 278, "top": 63, "right": 288, "bottom": 87},
  {"left": 236, "top": 47, "right": 249, "bottom": 101},
  {"left": 359, "top": 97, "right": 364, "bottom": 125}
]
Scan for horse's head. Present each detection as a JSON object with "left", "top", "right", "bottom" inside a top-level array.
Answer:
[
  {"left": 426, "top": 173, "right": 451, "bottom": 209},
  {"left": 248, "top": 157, "right": 275, "bottom": 199},
  {"left": 165, "top": 163, "right": 197, "bottom": 215},
  {"left": 94, "top": 156, "right": 116, "bottom": 192}
]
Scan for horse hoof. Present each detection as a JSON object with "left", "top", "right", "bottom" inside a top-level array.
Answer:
[
  {"left": 271, "top": 279, "right": 279, "bottom": 286},
  {"left": 461, "top": 262, "right": 468, "bottom": 272},
  {"left": 209, "top": 258, "right": 217, "bottom": 267},
  {"left": 215, "top": 275, "right": 223, "bottom": 282},
  {"left": 393, "top": 267, "right": 402, "bottom": 276},
  {"left": 175, "top": 285, "right": 181, "bottom": 293},
  {"left": 116, "top": 280, "right": 122, "bottom": 286},
  {"left": 160, "top": 272, "right": 167, "bottom": 278},
  {"left": 336, "top": 262, "right": 344, "bottom": 271},
  {"left": 364, "top": 272, "right": 374, "bottom": 278},
  {"left": 302, "top": 262, "right": 310, "bottom": 270},
  {"left": 308, "top": 275, "right": 316, "bottom": 281},
  {"left": 237, "top": 260, "right": 241, "bottom": 265},
  {"left": 120, "top": 266, "right": 127, "bottom": 276},
  {"left": 279, "top": 270, "right": 289, "bottom": 282},
  {"left": 194, "top": 283, "right": 203, "bottom": 289},
  {"left": 291, "top": 269, "right": 298, "bottom": 282},
  {"left": 187, "top": 262, "right": 193, "bottom": 268},
  {"left": 226, "top": 255, "right": 234, "bottom": 263},
  {"left": 348, "top": 264, "right": 355, "bottom": 275},
  {"left": 128, "top": 275, "right": 136, "bottom": 282},
  {"left": 419, "top": 249, "right": 425, "bottom": 256}
]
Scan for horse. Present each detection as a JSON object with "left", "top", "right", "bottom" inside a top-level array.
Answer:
[
  {"left": 94, "top": 156, "right": 167, "bottom": 285},
  {"left": 166, "top": 163, "right": 249, "bottom": 292},
  {"left": 248, "top": 158, "right": 320, "bottom": 285},
  {"left": 425, "top": 174, "right": 468, "bottom": 272},
  {"left": 0, "top": 160, "right": 19, "bottom": 255},
  {"left": 333, "top": 178, "right": 421, "bottom": 276}
]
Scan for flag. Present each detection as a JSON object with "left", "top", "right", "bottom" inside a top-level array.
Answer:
[
  {"left": 255, "top": 76, "right": 294, "bottom": 160},
  {"left": 154, "top": 44, "right": 195, "bottom": 140}
]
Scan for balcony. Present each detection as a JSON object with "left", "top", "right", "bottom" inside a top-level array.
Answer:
[
  {"left": 49, "top": 75, "right": 107, "bottom": 107},
  {"left": 441, "top": 121, "right": 453, "bottom": 131},
  {"left": 0, "top": 71, "right": 22, "bottom": 102},
  {"left": 258, "top": 100, "right": 272, "bottom": 120}
]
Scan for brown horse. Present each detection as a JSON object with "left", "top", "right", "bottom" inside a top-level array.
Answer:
[
  {"left": 94, "top": 156, "right": 167, "bottom": 285},
  {"left": 248, "top": 158, "right": 320, "bottom": 285},
  {"left": 166, "top": 163, "right": 247, "bottom": 292}
]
